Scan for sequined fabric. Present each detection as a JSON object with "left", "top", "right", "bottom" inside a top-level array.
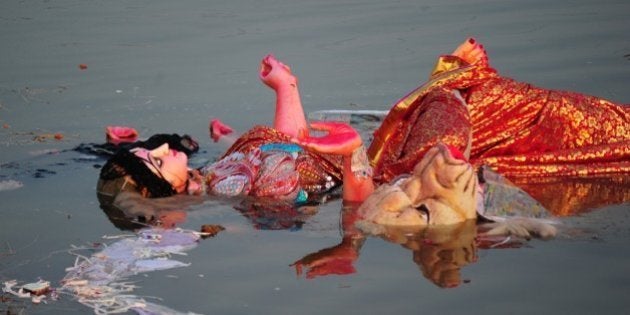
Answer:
[
  {"left": 201, "top": 150, "right": 260, "bottom": 197},
  {"left": 368, "top": 54, "right": 629, "bottom": 214},
  {"left": 370, "top": 87, "right": 472, "bottom": 182},
  {"left": 368, "top": 56, "right": 497, "bottom": 182},
  {"left": 209, "top": 125, "right": 343, "bottom": 199},
  {"left": 467, "top": 76, "right": 629, "bottom": 176}
]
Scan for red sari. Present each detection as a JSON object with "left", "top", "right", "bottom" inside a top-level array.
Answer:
[{"left": 368, "top": 55, "right": 629, "bottom": 215}]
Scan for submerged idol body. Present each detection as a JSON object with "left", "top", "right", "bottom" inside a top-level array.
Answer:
[{"left": 101, "top": 39, "right": 628, "bottom": 229}]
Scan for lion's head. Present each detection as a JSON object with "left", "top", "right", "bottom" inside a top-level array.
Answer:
[{"left": 358, "top": 143, "right": 479, "bottom": 227}]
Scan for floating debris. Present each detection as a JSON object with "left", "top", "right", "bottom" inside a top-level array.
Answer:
[
  {"left": 200, "top": 224, "right": 225, "bottom": 238},
  {"left": 61, "top": 227, "right": 203, "bottom": 314},
  {"left": 3, "top": 228, "right": 206, "bottom": 313},
  {"left": 21, "top": 280, "right": 50, "bottom": 296},
  {"left": 0, "top": 180, "right": 23, "bottom": 192},
  {"left": 2, "top": 280, "right": 33, "bottom": 298},
  {"left": 33, "top": 133, "right": 64, "bottom": 142}
]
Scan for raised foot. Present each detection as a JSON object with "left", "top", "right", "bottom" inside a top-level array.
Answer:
[{"left": 451, "top": 37, "right": 489, "bottom": 66}]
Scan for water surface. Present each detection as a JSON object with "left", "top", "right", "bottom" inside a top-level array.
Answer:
[{"left": 1, "top": 0, "right": 629, "bottom": 314}]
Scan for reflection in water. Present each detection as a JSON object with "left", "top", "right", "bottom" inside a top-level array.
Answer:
[
  {"left": 234, "top": 198, "right": 320, "bottom": 231},
  {"left": 511, "top": 176, "right": 630, "bottom": 216},
  {"left": 98, "top": 175, "right": 627, "bottom": 289},
  {"left": 99, "top": 186, "right": 322, "bottom": 232},
  {"left": 292, "top": 204, "right": 535, "bottom": 288},
  {"left": 292, "top": 206, "right": 364, "bottom": 279},
  {"left": 98, "top": 191, "right": 194, "bottom": 231},
  {"left": 393, "top": 221, "right": 478, "bottom": 288}
]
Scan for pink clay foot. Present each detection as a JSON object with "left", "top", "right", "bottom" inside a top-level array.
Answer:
[
  {"left": 209, "top": 118, "right": 234, "bottom": 143},
  {"left": 106, "top": 125, "right": 139, "bottom": 145},
  {"left": 451, "top": 37, "right": 489, "bottom": 66},
  {"left": 294, "top": 121, "right": 362, "bottom": 156}
]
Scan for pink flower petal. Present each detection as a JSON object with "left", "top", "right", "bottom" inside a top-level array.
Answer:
[{"left": 106, "top": 126, "right": 139, "bottom": 145}]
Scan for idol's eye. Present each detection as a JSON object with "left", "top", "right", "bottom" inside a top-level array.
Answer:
[{"left": 153, "top": 157, "right": 163, "bottom": 167}]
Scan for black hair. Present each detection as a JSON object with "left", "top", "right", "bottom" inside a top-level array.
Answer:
[
  {"left": 75, "top": 133, "right": 199, "bottom": 158},
  {"left": 138, "top": 134, "right": 199, "bottom": 156},
  {"left": 99, "top": 148, "right": 177, "bottom": 198}
]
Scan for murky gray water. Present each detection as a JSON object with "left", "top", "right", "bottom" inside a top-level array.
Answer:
[{"left": 1, "top": 0, "right": 629, "bottom": 314}]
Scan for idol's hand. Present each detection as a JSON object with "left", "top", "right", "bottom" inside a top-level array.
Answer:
[
  {"left": 294, "top": 121, "right": 362, "bottom": 156},
  {"left": 259, "top": 54, "right": 297, "bottom": 90},
  {"left": 209, "top": 118, "right": 234, "bottom": 143}
]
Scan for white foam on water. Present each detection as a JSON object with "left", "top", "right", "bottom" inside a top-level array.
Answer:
[{"left": 0, "top": 180, "right": 23, "bottom": 192}]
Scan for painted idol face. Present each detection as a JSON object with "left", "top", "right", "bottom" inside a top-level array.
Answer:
[{"left": 134, "top": 143, "right": 189, "bottom": 194}]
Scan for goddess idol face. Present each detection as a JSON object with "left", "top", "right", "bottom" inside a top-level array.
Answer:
[{"left": 133, "top": 143, "right": 190, "bottom": 194}]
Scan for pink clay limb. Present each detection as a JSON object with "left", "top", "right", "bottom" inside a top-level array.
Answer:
[
  {"left": 259, "top": 54, "right": 296, "bottom": 90},
  {"left": 294, "top": 121, "right": 362, "bottom": 156},
  {"left": 294, "top": 121, "right": 373, "bottom": 202},
  {"left": 106, "top": 126, "right": 139, "bottom": 145},
  {"left": 259, "top": 54, "right": 308, "bottom": 138},
  {"left": 209, "top": 118, "right": 234, "bottom": 143}
]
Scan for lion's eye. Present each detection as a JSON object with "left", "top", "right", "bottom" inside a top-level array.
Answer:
[
  {"left": 414, "top": 204, "right": 430, "bottom": 223},
  {"left": 414, "top": 204, "right": 429, "bottom": 214}
]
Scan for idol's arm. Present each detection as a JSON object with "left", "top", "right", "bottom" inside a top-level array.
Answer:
[
  {"left": 208, "top": 54, "right": 309, "bottom": 146},
  {"left": 260, "top": 54, "right": 309, "bottom": 138},
  {"left": 294, "top": 121, "right": 374, "bottom": 203}
]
